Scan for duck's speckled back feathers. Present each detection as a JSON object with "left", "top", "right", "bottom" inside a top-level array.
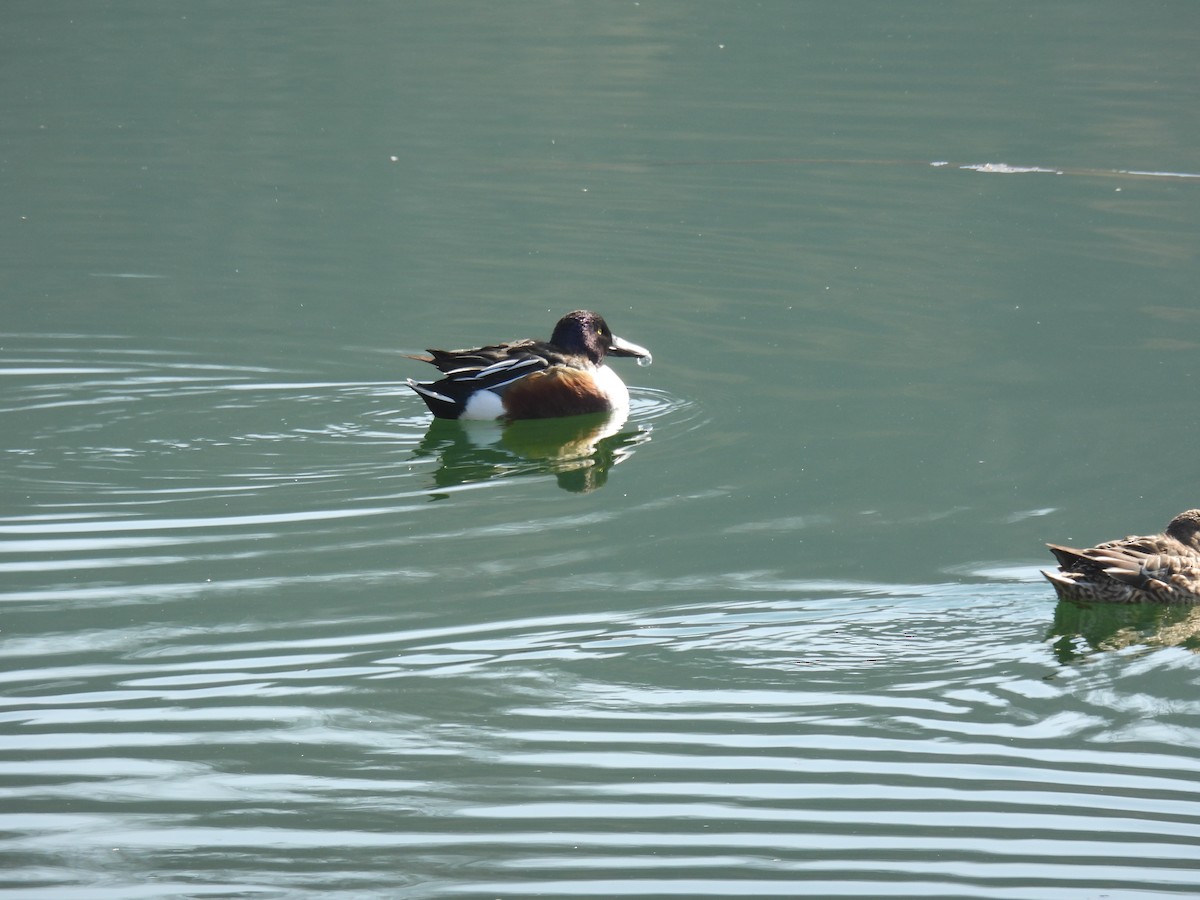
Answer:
[{"left": 1043, "top": 509, "right": 1200, "bottom": 604}]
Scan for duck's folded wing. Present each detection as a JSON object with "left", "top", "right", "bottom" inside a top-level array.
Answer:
[
  {"left": 422, "top": 340, "right": 541, "bottom": 374},
  {"left": 459, "top": 355, "right": 548, "bottom": 391}
]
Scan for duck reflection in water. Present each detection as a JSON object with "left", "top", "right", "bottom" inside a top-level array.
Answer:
[
  {"left": 412, "top": 409, "right": 651, "bottom": 495},
  {"left": 1048, "top": 600, "right": 1200, "bottom": 663}
]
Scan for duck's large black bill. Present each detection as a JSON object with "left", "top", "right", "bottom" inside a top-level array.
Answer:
[{"left": 607, "top": 335, "right": 652, "bottom": 364}]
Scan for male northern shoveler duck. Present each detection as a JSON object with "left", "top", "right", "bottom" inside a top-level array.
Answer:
[
  {"left": 1043, "top": 509, "right": 1200, "bottom": 604},
  {"left": 407, "top": 309, "right": 652, "bottom": 420}
]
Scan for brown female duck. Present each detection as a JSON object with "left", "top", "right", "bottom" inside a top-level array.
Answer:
[{"left": 1043, "top": 509, "right": 1200, "bottom": 604}]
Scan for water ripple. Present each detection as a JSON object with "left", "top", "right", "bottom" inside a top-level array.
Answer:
[
  {"left": 3, "top": 337, "right": 1200, "bottom": 897},
  {"left": 1, "top": 337, "right": 702, "bottom": 611}
]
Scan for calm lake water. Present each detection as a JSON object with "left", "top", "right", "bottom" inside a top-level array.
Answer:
[{"left": 3, "top": 2, "right": 1200, "bottom": 898}]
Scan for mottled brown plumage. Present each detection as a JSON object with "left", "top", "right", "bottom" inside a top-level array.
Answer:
[{"left": 1043, "top": 509, "right": 1200, "bottom": 604}]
